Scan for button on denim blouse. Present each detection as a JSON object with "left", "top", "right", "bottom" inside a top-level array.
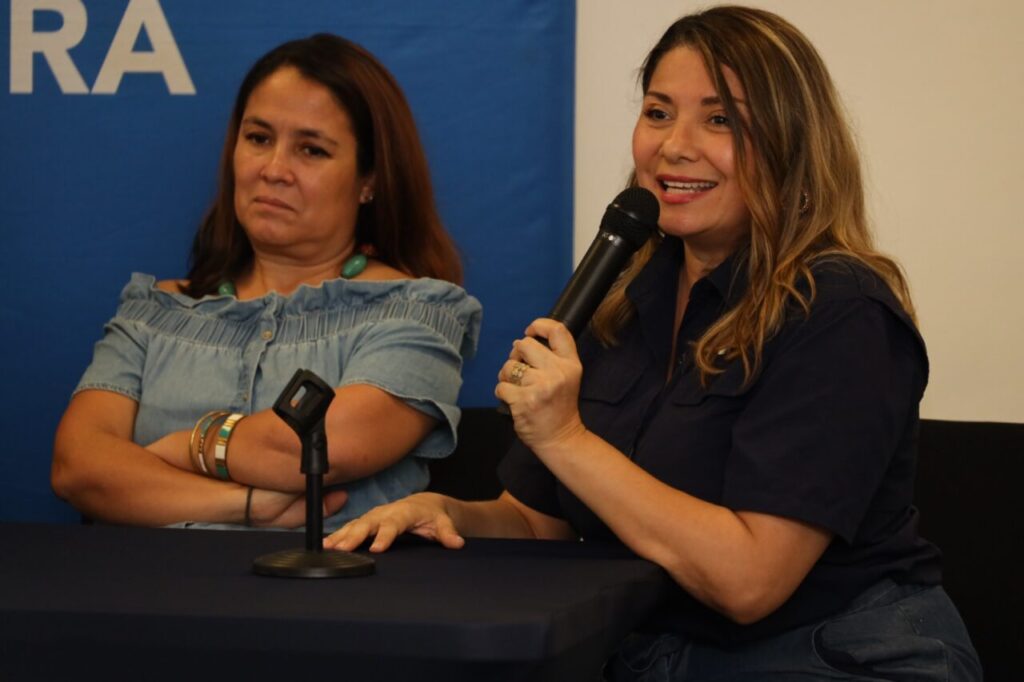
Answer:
[{"left": 75, "top": 273, "right": 482, "bottom": 531}]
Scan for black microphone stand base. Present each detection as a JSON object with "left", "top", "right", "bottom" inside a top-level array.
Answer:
[{"left": 253, "top": 548, "right": 375, "bottom": 579}]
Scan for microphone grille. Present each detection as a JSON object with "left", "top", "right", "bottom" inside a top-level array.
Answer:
[{"left": 601, "top": 187, "right": 659, "bottom": 250}]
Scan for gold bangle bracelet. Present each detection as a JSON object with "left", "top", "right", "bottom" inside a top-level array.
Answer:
[{"left": 189, "top": 410, "right": 229, "bottom": 475}]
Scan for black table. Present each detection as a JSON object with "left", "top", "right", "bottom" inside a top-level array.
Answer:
[{"left": 0, "top": 523, "right": 670, "bottom": 681}]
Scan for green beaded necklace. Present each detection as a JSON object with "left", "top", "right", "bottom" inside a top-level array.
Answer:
[{"left": 216, "top": 252, "right": 368, "bottom": 297}]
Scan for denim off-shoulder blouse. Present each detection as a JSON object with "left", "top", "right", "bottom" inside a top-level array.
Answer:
[{"left": 75, "top": 273, "right": 482, "bottom": 531}]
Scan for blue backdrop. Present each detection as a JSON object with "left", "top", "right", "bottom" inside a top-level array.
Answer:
[{"left": 0, "top": 0, "right": 575, "bottom": 522}]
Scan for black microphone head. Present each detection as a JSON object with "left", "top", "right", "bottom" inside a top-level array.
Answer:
[
  {"left": 601, "top": 187, "right": 659, "bottom": 250},
  {"left": 546, "top": 187, "right": 659, "bottom": 337}
]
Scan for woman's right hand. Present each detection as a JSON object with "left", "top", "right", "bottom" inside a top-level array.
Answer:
[{"left": 323, "top": 492, "right": 465, "bottom": 553}]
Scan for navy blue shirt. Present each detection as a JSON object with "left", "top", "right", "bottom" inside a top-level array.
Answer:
[{"left": 499, "top": 236, "right": 941, "bottom": 644}]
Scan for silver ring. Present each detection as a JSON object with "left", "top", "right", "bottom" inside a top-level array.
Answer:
[{"left": 509, "top": 361, "right": 528, "bottom": 386}]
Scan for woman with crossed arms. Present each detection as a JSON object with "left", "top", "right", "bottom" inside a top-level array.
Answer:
[{"left": 53, "top": 35, "right": 480, "bottom": 532}]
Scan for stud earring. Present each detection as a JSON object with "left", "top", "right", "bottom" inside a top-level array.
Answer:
[{"left": 360, "top": 187, "right": 375, "bottom": 204}]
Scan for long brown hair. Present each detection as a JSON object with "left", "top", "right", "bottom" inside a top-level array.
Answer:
[
  {"left": 591, "top": 5, "right": 914, "bottom": 384},
  {"left": 183, "top": 34, "right": 461, "bottom": 297}
]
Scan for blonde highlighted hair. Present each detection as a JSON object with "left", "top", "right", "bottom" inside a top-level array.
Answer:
[{"left": 591, "top": 5, "right": 914, "bottom": 384}]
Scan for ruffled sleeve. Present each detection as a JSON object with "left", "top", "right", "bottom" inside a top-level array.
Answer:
[
  {"left": 73, "top": 273, "right": 159, "bottom": 401},
  {"left": 326, "top": 279, "right": 482, "bottom": 459}
]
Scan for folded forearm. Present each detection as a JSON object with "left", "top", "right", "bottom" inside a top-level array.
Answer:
[
  {"left": 53, "top": 431, "right": 247, "bottom": 526},
  {"left": 224, "top": 393, "right": 435, "bottom": 490}
]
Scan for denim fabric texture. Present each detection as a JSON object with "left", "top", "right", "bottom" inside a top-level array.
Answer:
[
  {"left": 75, "top": 273, "right": 482, "bottom": 531},
  {"left": 605, "top": 580, "right": 981, "bottom": 681}
]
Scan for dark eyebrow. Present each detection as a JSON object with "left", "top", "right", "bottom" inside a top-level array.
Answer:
[
  {"left": 240, "top": 116, "right": 339, "bottom": 147},
  {"left": 700, "top": 95, "right": 747, "bottom": 107},
  {"left": 644, "top": 90, "right": 746, "bottom": 107},
  {"left": 295, "top": 128, "right": 339, "bottom": 147},
  {"left": 241, "top": 115, "right": 271, "bottom": 129}
]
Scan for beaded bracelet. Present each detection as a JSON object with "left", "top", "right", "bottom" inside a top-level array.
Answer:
[
  {"left": 213, "top": 413, "right": 245, "bottom": 481},
  {"left": 189, "top": 410, "right": 229, "bottom": 475}
]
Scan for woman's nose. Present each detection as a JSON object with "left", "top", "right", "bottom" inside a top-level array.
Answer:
[
  {"left": 660, "top": 121, "right": 698, "bottom": 163},
  {"left": 260, "top": 146, "right": 294, "bottom": 184}
]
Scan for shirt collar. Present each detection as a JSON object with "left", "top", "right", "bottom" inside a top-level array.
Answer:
[
  {"left": 627, "top": 236, "right": 748, "bottom": 308},
  {"left": 621, "top": 237, "right": 746, "bottom": 365},
  {"left": 702, "top": 245, "right": 748, "bottom": 309},
  {"left": 625, "top": 235, "right": 681, "bottom": 304}
]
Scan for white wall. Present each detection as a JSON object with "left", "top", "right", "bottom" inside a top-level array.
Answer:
[{"left": 575, "top": 0, "right": 1024, "bottom": 422}]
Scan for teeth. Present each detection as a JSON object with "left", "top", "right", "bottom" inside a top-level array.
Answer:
[{"left": 662, "top": 180, "right": 716, "bottom": 192}]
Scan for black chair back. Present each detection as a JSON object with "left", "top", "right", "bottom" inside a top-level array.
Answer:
[
  {"left": 427, "top": 407, "right": 512, "bottom": 500},
  {"left": 915, "top": 419, "right": 1023, "bottom": 681}
]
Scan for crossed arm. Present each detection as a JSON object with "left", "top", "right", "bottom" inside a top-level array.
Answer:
[{"left": 52, "top": 385, "right": 435, "bottom": 527}]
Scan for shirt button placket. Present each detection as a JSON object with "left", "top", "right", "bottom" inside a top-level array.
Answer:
[{"left": 246, "top": 305, "right": 277, "bottom": 410}]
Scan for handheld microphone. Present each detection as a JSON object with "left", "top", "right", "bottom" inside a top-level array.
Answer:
[
  {"left": 496, "top": 188, "right": 658, "bottom": 415},
  {"left": 548, "top": 187, "right": 659, "bottom": 337}
]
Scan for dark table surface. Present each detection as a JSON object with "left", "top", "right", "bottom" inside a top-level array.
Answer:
[{"left": 0, "top": 522, "right": 670, "bottom": 681}]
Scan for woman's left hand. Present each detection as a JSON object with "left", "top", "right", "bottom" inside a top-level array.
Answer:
[{"left": 495, "top": 318, "right": 587, "bottom": 454}]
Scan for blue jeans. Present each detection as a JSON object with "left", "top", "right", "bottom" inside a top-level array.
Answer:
[{"left": 605, "top": 580, "right": 982, "bottom": 681}]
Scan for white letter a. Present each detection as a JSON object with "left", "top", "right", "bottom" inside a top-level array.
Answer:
[{"left": 92, "top": 0, "right": 195, "bottom": 95}]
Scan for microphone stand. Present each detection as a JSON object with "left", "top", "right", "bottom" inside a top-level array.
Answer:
[{"left": 252, "top": 369, "right": 375, "bottom": 578}]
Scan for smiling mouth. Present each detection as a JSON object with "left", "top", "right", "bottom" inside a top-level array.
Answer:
[{"left": 660, "top": 180, "right": 717, "bottom": 194}]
